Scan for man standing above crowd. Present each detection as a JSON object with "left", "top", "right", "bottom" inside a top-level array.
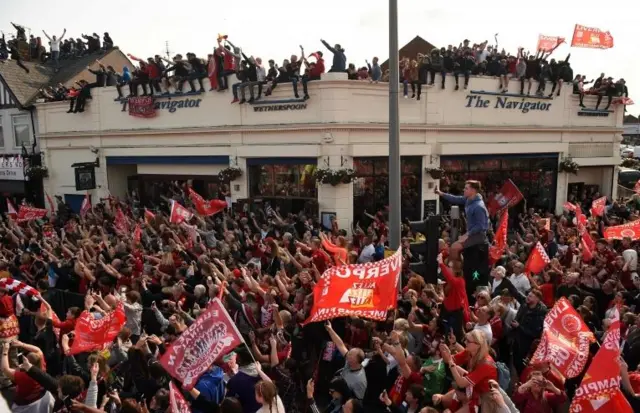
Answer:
[
  {"left": 42, "top": 27, "right": 66, "bottom": 70},
  {"left": 320, "top": 39, "right": 346, "bottom": 73},
  {"left": 435, "top": 180, "right": 490, "bottom": 298}
]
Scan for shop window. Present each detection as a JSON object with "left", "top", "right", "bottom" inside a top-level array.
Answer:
[
  {"left": 11, "top": 114, "right": 30, "bottom": 148},
  {"left": 353, "top": 156, "right": 422, "bottom": 223},
  {"left": 0, "top": 115, "right": 4, "bottom": 147},
  {"left": 248, "top": 164, "right": 317, "bottom": 198}
]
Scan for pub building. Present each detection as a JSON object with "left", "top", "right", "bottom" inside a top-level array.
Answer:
[{"left": 33, "top": 65, "right": 621, "bottom": 230}]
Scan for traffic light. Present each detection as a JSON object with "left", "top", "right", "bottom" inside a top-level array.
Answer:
[{"left": 407, "top": 215, "right": 441, "bottom": 284}]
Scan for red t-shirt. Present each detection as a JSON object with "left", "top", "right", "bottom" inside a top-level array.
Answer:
[
  {"left": 453, "top": 351, "right": 498, "bottom": 407},
  {"left": 389, "top": 371, "right": 422, "bottom": 405},
  {"left": 52, "top": 318, "right": 76, "bottom": 335},
  {"left": 539, "top": 283, "right": 555, "bottom": 308},
  {"left": 14, "top": 359, "right": 46, "bottom": 404}
]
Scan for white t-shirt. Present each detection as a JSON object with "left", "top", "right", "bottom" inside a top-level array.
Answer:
[
  {"left": 256, "top": 396, "right": 286, "bottom": 413},
  {"left": 358, "top": 244, "right": 375, "bottom": 263},
  {"left": 50, "top": 38, "right": 62, "bottom": 52},
  {"left": 509, "top": 273, "right": 531, "bottom": 296}
]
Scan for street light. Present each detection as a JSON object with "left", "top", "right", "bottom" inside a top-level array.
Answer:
[{"left": 388, "top": 0, "right": 401, "bottom": 255}]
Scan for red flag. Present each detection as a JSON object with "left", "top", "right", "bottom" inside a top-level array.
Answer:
[
  {"left": 44, "top": 191, "right": 55, "bottom": 215},
  {"left": 489, "top": 211, "right": 508, "bottom": 264},
  {"left": 581, "top": 232, "right": 595, "bottom": 262},
  {"left": 570, "top": 310, "right": 632, "bottom": 413},
  {"left": 6, "top": 199, "right": 17, "bottom": 218},
  {"left": 144, "top": 208, "right": 156, "bottom": 224},
  {"left": 590, "top": 196, "right": 607, "bottom": 217},
  {"left": 563, "top": 202, "right": 578, "bottom": 212},
  {"left": 530, "top": 297, "right": 595, "bottom": 378},
  {"left": 187, "top": 187, "right": 227, "bottom": 216},
  {"left": 486, "top": 179, "right": 524, "bottom": 216},
  {"left": 133, "top": 224, "right": 141, "bottom": 246},
  {"left": 571, "top": 24, "right": 614, "bottom": 49},
  {"left": 604, "top": 220, "right": 640, "bottom": 240},
  {"left": 169, "top": 200, "right": 193, "bottom": 224},
  {"left": 128, "top": 96, "right": 157, "bottom": 118},
  {"left": 169, "top": 382, "right": 191, "bottom": 413},
  {"left": 524, "top": 241, "right": 550, "bottom": 275},
  {"left": 159, "top": 298, "right": 243, "bottom": 390},
  {"left": 17, "top": 206, "right": 48, "bottom": 222},
  {"left": 69, "top": 303, "right": 126, "bottom": 355},
  {"left": 114, "top": 207, "right": 129, "bottom": 234},
  {"left": 304, "top": 247, "right": 402, "bottom": 324},
  {"left": 536, "top": 34, "right": 565, "bottom": 52},
  {"left": 80, "top": 192, "right": 91, "bottom": 218},
  {"left": 612, "top": 96, "right": 634, "bottom": 106}
]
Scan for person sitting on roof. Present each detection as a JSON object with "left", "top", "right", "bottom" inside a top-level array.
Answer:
[{"left": 103, "top": 32, "right": 114, "bottom": 50}]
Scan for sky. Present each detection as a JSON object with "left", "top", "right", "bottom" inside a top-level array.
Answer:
[{"left": 3, "top": 0, "right": 638, "bottom": 116}]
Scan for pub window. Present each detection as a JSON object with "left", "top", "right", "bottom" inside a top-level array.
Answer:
[
  {"left": 353, "top": 156, "right": 422, "bottom": 223},
  {"left": 0, "top": 115, "right": 4, "bottom": 147},
  {"left": 12, "top": 114, "right": 30, "bottom": 148},
  {"left": 248, "top": 164, "right": 317, "bottom": 198}
]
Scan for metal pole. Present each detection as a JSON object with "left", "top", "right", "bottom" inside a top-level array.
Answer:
[{"left": 388, "top": 0, "right": 401, "bottom": 255}]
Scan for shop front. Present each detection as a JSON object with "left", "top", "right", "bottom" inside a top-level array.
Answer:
[
  {"left": 440, "top": 154, "right": 559, "bottom": 213},
  {"left": 247, "top": 158, "right": 318, "bottom": 216},
  {"left": 0, "top": 156, "right": 26, "bottom": 213}
]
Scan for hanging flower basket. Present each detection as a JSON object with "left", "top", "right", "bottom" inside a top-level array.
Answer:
[
  {"left": 218, "top": 166, "right": 243, "bottom": 182},
  {"left": 314, "top": 168, "right": 357, "bottom": 186},
  {"left": 26, "top": 165, "right": 49, "bottom": 179},
  {"left": 620, "top": 158, "right": 640, "bottom": 169},
  {"left": 425, "top": 167, "right": 445, "bottom": 179},
  {"left": 558, "top": 158, "right": 579, "bottom": 174}
]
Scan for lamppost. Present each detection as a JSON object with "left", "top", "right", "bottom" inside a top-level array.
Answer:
[{"left": 388, "top": 0, "right": 401, "bottom": 254}]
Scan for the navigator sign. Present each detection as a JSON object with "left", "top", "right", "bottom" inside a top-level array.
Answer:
[
  {"left": 465, "top": 95, "right": 552, "bottom": 113},
  {"left": 120, "top": 97, "right": 202, "bottom": 114}
]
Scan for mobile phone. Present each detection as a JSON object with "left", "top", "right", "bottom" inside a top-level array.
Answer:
[
  {"left": 17, "top": 352, "right": 23, "bottom": 364},
  {"left": 63, "top": 396, "right": 73, "bottom": 409}
]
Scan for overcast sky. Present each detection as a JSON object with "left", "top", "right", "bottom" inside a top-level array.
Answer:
[{"left": 3, "top": 0, "right": 638, "bottom": 116}]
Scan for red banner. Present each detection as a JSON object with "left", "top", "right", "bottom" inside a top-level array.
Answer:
[
  {"left": 169, "top": 200, "right": 193, "bottom": 224},
  {"left": 169, "top": 381, "right": 191, "bottom": 413},
  {"left": 486, "top": 179, "right": 524, "bottom": 217},
  {"left": 187, "top": 188, "right": 227, "bottom": 216},
  {"left": 571, "top": 24, "right": 614, "bottom": 49},
  {"left": 114, "top": 207, "right": 129, "bottom": 234},
  {"left": 570, "top": 310, "right": 632, "bottom": 413},
  {"left": 128, "top": 96, "right": 157, "bottom": 118},
  {"left": 530, "top": 297, "right": 595, "bottom": 378},
  {"left": 159, "top": 298, "right": 242, "bottom": 390},
  {"left": 17, "top": 206, "right": 47, "bottom": 222},
  {"left": 537, "top": 34, "right": 565, "bottom": 52},
  {"left": 304, "top": 247, "right": 402, "bottom": 324},
  {"left": 489, "top": 211, "right": 508, "bottom": 263},
  {"left": 524, "top": 241, "right": 550, "bottom": 275},
  {"left": 590, "top": 196, "right": 607, "bottom": 217},
  {"left": 604, "top": 220, "right": 640, "bottom": 240},
  {"left": 69, "top": 303, "right": 126, "bottom": 355}
]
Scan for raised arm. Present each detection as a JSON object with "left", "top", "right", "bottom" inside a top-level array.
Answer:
[
  {"left": 42, "top": 30, "right": 51, "bottom": 41},
  {"left": 60, "top": 28, "right": 67, "bottom": 41},
  {"left": 324, "top": 321, "right": 348, "bottom": 356}
]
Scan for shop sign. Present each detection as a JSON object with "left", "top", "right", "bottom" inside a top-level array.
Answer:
[
  {"left": 120, "top": 97, "right": 202, "bottom": 114},
  {"left": 253, "top": 103, "right": 307, "bottom": 112},
  {"left": 0, "top": 157, "right": 25, "bottom": 181},
  {"left": 465, "top": 95, "right": 552, "bottom": 113}
]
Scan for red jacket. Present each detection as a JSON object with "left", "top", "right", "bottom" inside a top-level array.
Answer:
[
  {"left": 309, "top": 59, "right": 325, "bottom": 77},
  {"left": 146, "top": 63, "right": 161, "bottom": 79},
  {"left": 440, "top": 263, "right": 469, "bottom": 322}
]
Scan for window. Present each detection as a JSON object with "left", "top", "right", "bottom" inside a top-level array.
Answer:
[
  {"left": 353, "top": 156, "right": 422, "bottom": 222},
  {"left": 0, "top": 115, "right": 4, "bottom": 147},
  {"left": 12, "top": 114, "right": 31, "bottom": 148},
  {"left": 248, "top": 164, "right": 317, "bottom": 198}
]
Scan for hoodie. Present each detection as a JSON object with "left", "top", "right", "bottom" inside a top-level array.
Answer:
[
  {"left": 321, "top": 40, "right": 346, "bottom": 72},
  {"left": 121, "top": 67, "right": 132, "bottom": 83},
  {"left": 193, "top": 366, "right": 225, "bottom": 413}
]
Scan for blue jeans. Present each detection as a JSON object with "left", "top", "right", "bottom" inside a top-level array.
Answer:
[
  {"left": 51, "top": 50, "right": 59, "bottom": 68},
  {"left": 232, "top": 82, "right": 247, "bottom": 100}
]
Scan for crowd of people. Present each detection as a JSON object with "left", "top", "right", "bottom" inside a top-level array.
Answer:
[
  {"left": 0, "top": 23, "right": 114, "bottom": 74},
  {"left": 0, "top": 176, "right": 638, "bottom": 413}
]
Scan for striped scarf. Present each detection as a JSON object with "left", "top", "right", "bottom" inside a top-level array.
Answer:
[{"left": 0, "top": 278, "right": 39, "bottom": 300}]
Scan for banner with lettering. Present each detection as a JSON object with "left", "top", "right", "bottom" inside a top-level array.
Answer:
[
  {"left": 303, "top": 247, "right": 402, "bottom": 324},
  {"left": 128, "top": 96, "right": 157, "bottom": 118},
  {"left": 486, "top": 180, "right": 524, "bottom": 217},
  {"left": 69, "top": 303, "right": 126, "bottom": 355},
  {"left": 571, "top": 24, "right": 614, "bottom": 49},
  {"left": 604, "top": 219, "right": 640, "bottom": 240},
  {"left": 16, "top": 206, "right": 48, "bottom": 222},
  {"left": 530, "top": 297, "right": 595, "bottom": 378},
  {"left": 569, "top": 310, "right": 632, "bottom": 413},
  {"left": 537, "top": 34, "right": 565, "bottom": 52},
  {"left": 159, "top": 298, "right": 243, "bottom": 390},
  {"left": 169, "top": 381, "right": 191, "bottom": 413}
]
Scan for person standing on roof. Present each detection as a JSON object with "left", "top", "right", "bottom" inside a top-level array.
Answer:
[
  {"left": 42, "top": 28, "right": 66, "bottom": 70},
  {"left": 320, "top": 39, "right": 346, "bottom": 73}
]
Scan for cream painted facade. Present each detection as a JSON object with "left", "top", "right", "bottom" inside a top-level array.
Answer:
[{"left": 35, "top": 74, "right": 622, "bottom": 229}]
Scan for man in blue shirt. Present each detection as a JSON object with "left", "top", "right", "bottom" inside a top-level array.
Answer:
[{"left": 436, "top": 180, "right": 490, "bottom": 299}]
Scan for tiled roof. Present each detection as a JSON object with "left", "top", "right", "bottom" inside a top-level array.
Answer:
[
  {"left": 0, "top": 48, "right": 127, "bottom": 108},
  {"left": 381, "top": 36, "right": 437, "bottom": 72}
]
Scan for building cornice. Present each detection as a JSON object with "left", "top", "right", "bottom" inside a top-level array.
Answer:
[{"left": 38, "top": 123, "right": 624, "bottom": 139}]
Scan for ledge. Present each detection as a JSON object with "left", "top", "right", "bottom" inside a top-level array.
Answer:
[{"left": 469, "top": 90, "right": 554, "bottom": 100}]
